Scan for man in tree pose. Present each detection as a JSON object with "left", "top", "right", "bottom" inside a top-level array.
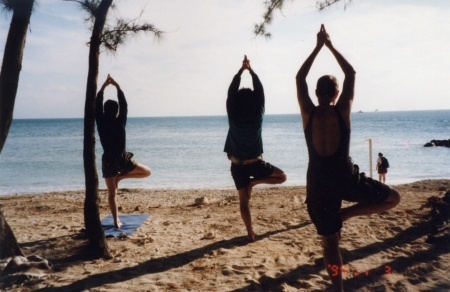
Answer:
[
  {"left": 296, "top": 25, "right": 400, "bottom": 292},
  {"left": 96, "top": 75, "right": 151, "bottom": 228},
  {"left": 224, "top": 55, "right": 287, "bottom": 242}
]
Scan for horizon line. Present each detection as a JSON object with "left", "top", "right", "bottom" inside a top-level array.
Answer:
[{"left": 12, "top": 108, "right": 450, "bottom": 121}]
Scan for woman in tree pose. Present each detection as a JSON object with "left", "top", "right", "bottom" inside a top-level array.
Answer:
[
  {"left": 296, "top": 25, "right": 400, "bottom": 292},
  {"left": 95, "top": 75, "right": 151, "bottom": 228}
]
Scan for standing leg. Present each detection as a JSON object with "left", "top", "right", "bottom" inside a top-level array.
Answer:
[
  {"left": 238, "top": 187, "right": 255, "bottom": 242},
  {"left": 105, "top": 177, "right": 122, "bottom": 228},
  {"left": 323, "top": 233, "right": 344, "bottom": 292}
]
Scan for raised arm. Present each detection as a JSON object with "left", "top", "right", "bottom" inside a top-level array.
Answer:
[
  {"left": 109, "top": 75, "right": 127, "bottom": 124},
  {"left": 246, "top": 56, "right": 264, "bottom": 105},
  {"left": 227, "top": 56, "right": 252, "bottom": 111},
  {"left": 324, "top": 30, "right": 356, "bottom": 118},
  {"left": 95, "top": 76, "right": 110, "bottom": 120},
  {"left": 296, "top": 25, "right": 326, "bottom": 126},
  {"left": 227, "top": 69, "right": 243, "bottom": 101}
]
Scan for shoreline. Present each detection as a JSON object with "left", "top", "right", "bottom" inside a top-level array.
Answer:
[
  {"left": 1, "top": 179, "right": 450, "bottom": 291},
  {"left": 1, "top": 177, "right": 448, "bottom": 197}
]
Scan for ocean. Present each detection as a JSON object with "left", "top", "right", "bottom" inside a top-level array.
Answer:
[{"left": 0, "top": 110, "right": 449, "bottom": 195}]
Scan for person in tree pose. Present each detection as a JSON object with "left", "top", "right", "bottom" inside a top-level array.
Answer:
[
  {"left": 224, "top": 55, "right": 287, "bottom": 242},
  {"left": 296, "top": 25, "right": 400, "bottom": 292},
  {"left": 96, "top": 75, "right": 151, "bottom": 228}
]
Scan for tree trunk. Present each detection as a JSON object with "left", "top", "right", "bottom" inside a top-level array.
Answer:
[
  {"left": 83, "top": 0, "right": 113, "bottom": 259},
  {"left": 0, "top": 0, "right": 34, "bottom": 153},
  {"left": 0, "top": 205, "right": 24, "bottom": 258}
]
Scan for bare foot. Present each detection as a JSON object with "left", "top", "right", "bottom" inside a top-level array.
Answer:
[
  {"left": 247, "top": 231, "right": 256, "bottom": 242},
  {"left": 114, "top": 220, "right": 123, "bottom": 229}
]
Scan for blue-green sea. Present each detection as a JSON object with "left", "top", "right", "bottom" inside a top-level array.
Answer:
[{"left": 0, "top": 110, "right": 449, "bottom": 195}]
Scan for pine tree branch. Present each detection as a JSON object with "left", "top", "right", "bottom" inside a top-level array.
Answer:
[
  {"left": 254, "top": 0, "right": 285, "bottom": 39},
  {"left": 100, "top": 11, "right": 164, "bottom": 52},
  {"left": 316, "top": 0, "right": 350, "bottom": 11},
  {"left": 254, "top": 0, "right": 352, "bottom": 38}
]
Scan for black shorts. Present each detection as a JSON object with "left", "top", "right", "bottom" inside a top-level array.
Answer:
[
  {"left": 378, "top": 167, "right": 388, "bottom": 174},
  {"left": 102, "top": 151, "right": 137, "bottom": 178},
  {"left": 306, "top": 171, "right": 391, "bottom": 236},
  {"left": 230, "top": 160, "right": 276, "bottom": 190}
]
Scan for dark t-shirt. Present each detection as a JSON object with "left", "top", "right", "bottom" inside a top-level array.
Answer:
[
  {"left": 95, "top": 90, "right": 127, "bottom": 152},
  {"left": 224, "top": 69, "right": 265, "bottom": 160}
]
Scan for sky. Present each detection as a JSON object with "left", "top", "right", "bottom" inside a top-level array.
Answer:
[{"left": 1, "top": 0, "right": 450, "bottom": 119}]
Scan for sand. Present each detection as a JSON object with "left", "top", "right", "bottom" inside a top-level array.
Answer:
[{"left": 1, "top": 179, "right": 450, "bottom": 291}]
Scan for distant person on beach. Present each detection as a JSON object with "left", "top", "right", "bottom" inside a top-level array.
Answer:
[
  {"left": 96, "top": 75, "right": 151, "bottom": 228},
  {"left": 376, "top": 152, "right": 389, "bottom": 183},
  {"left": 224, "top": 55, "right": 287, "bottom": 242},
  {"left": 296, "top": 25, "right": 400, "bottom": 292}
]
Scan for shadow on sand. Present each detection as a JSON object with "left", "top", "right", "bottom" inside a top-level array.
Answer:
[{"left": 34, "top": 222, "right": 312, "bottom": 291}]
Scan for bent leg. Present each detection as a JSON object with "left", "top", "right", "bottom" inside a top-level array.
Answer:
[
  {"left": 250, "top": 166, "right": 287, "bottom": 188},
  {"left": 105, "top": 177, "right": 122, "bottom": 228},
  {"left": 238, "top": 188, "right": 255, "bottom": 242},
  {"left": 323, "top": 233, "right": 344, "bottom": 292},
  {"left": 341, "top": 188, "right": 400, "bottom": 223},
  {"left": 117, "top": 163, "right": 151, "bottom": 183}
]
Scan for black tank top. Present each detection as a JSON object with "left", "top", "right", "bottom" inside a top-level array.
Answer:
[{"left": 304, "top": 106, "right": 352, "bottom": 175}]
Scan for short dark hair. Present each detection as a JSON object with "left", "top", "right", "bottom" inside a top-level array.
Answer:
[
  {"left": 104, "top": 100, "right": 119, "bottom": 118},
  {"left": 316, "top": 75, "right": 338, "bottom": 99},
  {"left": 378, "top": 153, "right": 383, "bottom": 157},
  {"left": 237, "top": 88, "right": 253, "bottom": 99},
  {"left": 236, "top": 88, "right": 254, "bottom": 108}
]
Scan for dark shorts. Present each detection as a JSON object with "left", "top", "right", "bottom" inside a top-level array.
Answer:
[
  {"left": 306, "top": 168, "right": 391, "bottom": 236},
  {"left": 230, "top": 160, "right": 276, "bottom": 190},
  {"left": 378, "top": 167, "right": 388, "bottom": 174},
  {"left": 102, "top": 151, "right": 137, "bottom": 178}
]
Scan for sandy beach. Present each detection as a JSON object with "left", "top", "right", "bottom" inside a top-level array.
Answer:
[{"left": 1, "top": 179, "right": 450, "bottom": 291}]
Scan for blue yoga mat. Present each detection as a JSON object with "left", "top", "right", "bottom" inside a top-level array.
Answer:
[{"left": 101, "top": 214, "right": 150, "bottom": 238}]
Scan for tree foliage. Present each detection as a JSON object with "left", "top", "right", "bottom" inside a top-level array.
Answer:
[
  {"left": 66, "top": 0, "right": 163, "bottom": 52},
  {"left": 254, "top": 0, "right": 352, "bottom": 38},
  {"left": 0, "top": 0, "right": 37, "bottom": 12}
]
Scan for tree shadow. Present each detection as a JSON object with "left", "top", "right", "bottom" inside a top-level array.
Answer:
[
  {"left": 232, "top": 220, "right": 449, "bottom": 291},
  {"left": 34, "top": 222, "right": 311, "bottom": 292}
]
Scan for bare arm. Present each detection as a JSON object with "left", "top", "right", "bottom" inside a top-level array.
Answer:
[
  {"left": 296, "top": 25, "right": 326, "bottom": 127},
  {"left": 325, "top": 37, "right": 356, "bottom": 118}
]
